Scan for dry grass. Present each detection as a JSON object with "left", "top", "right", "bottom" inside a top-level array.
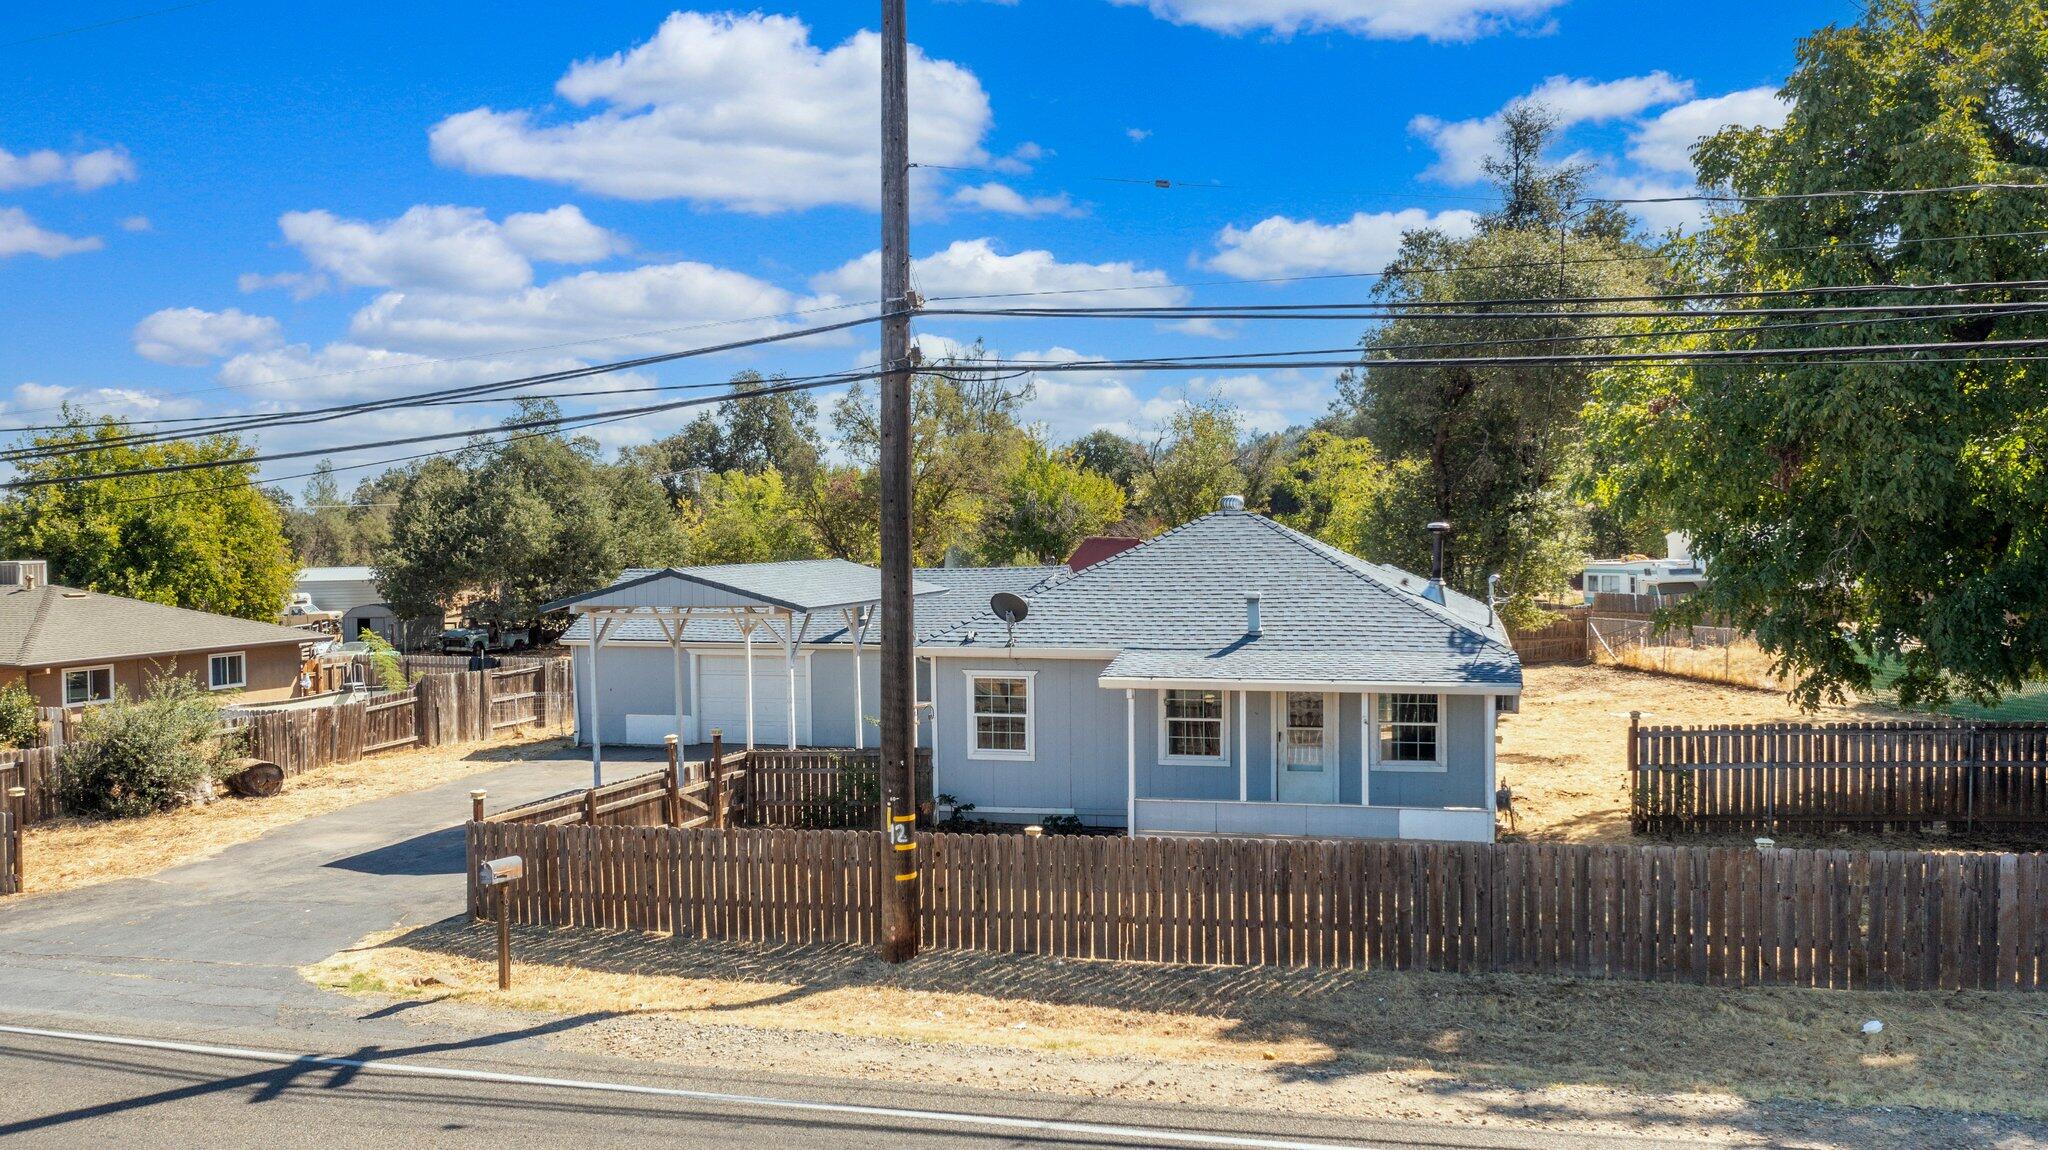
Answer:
[
  {"left": 1608, "top": 640, "right": 1790, "bottom": 692},
  {"left": 309, "top": 920, "right": 2048, "bottom": 1126},
  {"left": 1500, "top": 663, "right": 1906, "bottom": 845},
  {"left": 22, "top": 731, "right": 569, "bottom": 895}
]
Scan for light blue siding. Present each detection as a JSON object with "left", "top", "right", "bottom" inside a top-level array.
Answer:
[
  {"left": 1366, "top": 692, "right": 1492, "bottom": 808},
  {"left": 931, "top": 657, "right": 1126, "bottom": 824},
  {"left": 572, "top": 644, "right": 689, "bottom": 746}
]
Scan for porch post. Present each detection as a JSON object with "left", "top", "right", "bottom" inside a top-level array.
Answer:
[
  {"left": 1124, "top": 688, "right": 1136, "bottom": 838},
  {"left": 742, "top": 615, "right": 757, "bottom": 750},
  {"left": 1236, "top": 689, "right": 1248, "bottom": 802}
]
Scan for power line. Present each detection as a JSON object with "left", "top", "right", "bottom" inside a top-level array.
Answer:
[
  {"left": 1589, "top": 182, "right": 2048, "bottom": 207},
  {"left": 918, "top": 226, "right": 2048, "bottom": 305},
  {"left": 2, "top": 0, "right": 220, "bottom": 48},
  {"left": 978, "top": 334, "right": 2048, "bottom": 374},
  {"left": 4, "top": 370, "right": 881, "bottom": 490},
  {"left": 0, "top": 315, "right": 883, "bottom": 465},
  {"left": 930, "top": 300, "right": 2048, "bottom": 324}
]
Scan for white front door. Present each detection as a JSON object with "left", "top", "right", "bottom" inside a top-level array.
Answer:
[
  {"left": 1274, "top": 691, "right": 1337, "bottom": 804},
  {"left": 696, "top": 653, "right": 809, "bottom": 746}
]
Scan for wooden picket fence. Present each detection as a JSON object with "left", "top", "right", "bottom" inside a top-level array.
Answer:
[
  {"left": 0, "top": 660, "right": 574, "bottom": 834},
  {"left": 0, "top": 810, "right": 16, "bottom": 896},
  {"left": 483, "top": 746, "right": 932, "bottom": 834},
  {"left": 1631, "top": 717, "right": 2048, "bottom": 834},
  {"left": 0, "top": 747, "right": 61, "bottom": 826},
  {"left": 1507, "top": 609, "right": 1587, "bottom": 665},
  {"left": 467, "top": 822, "right": 2048, "bottom": 991}
]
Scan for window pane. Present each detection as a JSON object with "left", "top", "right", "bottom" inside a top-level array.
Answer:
[
  {"left": 1165, "top": 689, "right": 1220, "bottom": 720},
  {"left": 971, "top": 677, "right": 1029, "bottom": 752},
  {"left": 1286, "top": 693, "right": 1322, "bottom": 728}
]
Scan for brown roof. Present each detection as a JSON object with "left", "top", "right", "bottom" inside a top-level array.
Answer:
[{"left": 0, "top": 584, "right": 319, "bottom": 668}]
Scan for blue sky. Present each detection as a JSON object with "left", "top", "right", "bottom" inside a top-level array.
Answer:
[{"left": 0, "top": 0, "right": 1854, "bottom": 491}]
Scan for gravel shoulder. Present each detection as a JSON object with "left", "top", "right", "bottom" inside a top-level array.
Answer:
[{"left": 307, "top": 919, "right": 2048, "bottom": 1149}]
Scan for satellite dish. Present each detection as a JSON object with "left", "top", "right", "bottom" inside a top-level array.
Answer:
[{"left": 991, "top": 592, "right": 1029, "bottom": 646}]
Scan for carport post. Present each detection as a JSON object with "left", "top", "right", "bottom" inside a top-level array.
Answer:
[
  {"left": 588, "top": 615, "right": 611, "bottom": 789},
  {"left": 846, "top": 605, "right": 866, "bottom": 751},
  {"left": 742, "top": 617, "right": 757, "bottom": 750},
  {"left": 784, "top": 611, "right": 804, "bottom": 750}
]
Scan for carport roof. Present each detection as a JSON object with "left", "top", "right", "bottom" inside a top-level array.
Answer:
[{"left": 540, "top": 559, "right": 948, "bottom": 616}]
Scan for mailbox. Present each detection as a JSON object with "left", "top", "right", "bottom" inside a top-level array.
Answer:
[{"left": 478, "top": 855, "right": 525, "bottom": 888}]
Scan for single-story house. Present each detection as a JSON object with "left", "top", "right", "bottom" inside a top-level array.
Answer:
[
  {"left": 293, "top": 566, "right": 441, "bottom": 649},
  {"left": 558, "top": 562, "right": 1066, "bottom": 749},
  {"left": 0, "top": 560, "right": 324, "bottom": 707},
  {"left": 553, "top": 498, "right": 1521, "bottom": 843}
]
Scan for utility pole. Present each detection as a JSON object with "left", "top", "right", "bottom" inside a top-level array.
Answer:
[{"left": 877, "top": 0, "right": 920, "bottom": 964}]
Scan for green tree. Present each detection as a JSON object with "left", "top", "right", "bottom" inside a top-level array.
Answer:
[
  {"left": 833, "top": 351, "right": 1030, "bottom": 564},
  {"left": 1067, "top": 429, "right": 1147, "bottom": 498},
  {"left": 979, "top": 437, "right": 1127, "bottom": 563},
  {"left": 0, "top": 411, "right": 294, "bottom": 620},
  {"left": 628, "top": 372, "right": 822, "bottom": 508},
  {"left": 375, "top": 403, "right": 685, "bottom": 635},
  {"left": 1268, "top": 431, "right": 1391, "bottom": 540},
  {"left": 277, "top": 461, "right": 393, "bottom": 566},
  {"left": 1585, "top": 0, "right": 2048, "bottom": 707},
  {"left": 798, "top": 464, "right": 880, "bottom": 564},
  {"left": 0, "top": 681, "right": 38, "bottom": 749},
  {"left": 682, "top": 469, "right": 822, "bottom": 565},
  {"left": 1138, "top": 403, "right": 1245, "bottom": 526},
  {"left": 1333, "top": 104, "right": 1651, "bottom": 621}
]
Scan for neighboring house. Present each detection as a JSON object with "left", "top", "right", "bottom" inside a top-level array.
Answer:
[
  {"left": 1579, "top": 531, "right": 1707, "bottom": 605},
  {"left": 554, "top": 498, "right": 1522, "bottom": 844},
  {"left": 0, "top": 561, "right": 322, "bottom": 707},
  {"left": 293, "top": 566, "right": 440, "bottom": 649},
  {"left": 560, "top": 564, "right": 1065, "bottom": 748}
]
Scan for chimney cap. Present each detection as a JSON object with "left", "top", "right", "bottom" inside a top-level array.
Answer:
[{"left": 1218, "top": 493, "right": 1246, "bottom": 512}]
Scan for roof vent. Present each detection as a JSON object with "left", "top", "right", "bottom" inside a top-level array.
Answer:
[
  {"left": 1423, "top": 521, "right": 1452, "bottom": 605},
  {"left": 1245, "top": 592, "right": 1262, "bottom": 637},
  {"left": 1218, "top": 493, "right": 1245, "bottom": 512}
]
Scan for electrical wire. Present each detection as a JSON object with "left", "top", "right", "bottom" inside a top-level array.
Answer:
[{"left": 4, "top": 370, "right": 882, "bottom": 491}]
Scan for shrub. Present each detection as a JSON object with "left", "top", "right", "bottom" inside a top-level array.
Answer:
[
  {"left": 0, "top": 681, "right": 38, "bottom": 749},
  {"left": 57, "top": 676, "right": 245, "bottom": 819},
  {"left": 360, "top": 627, "right": 406, "bottom": 693}
]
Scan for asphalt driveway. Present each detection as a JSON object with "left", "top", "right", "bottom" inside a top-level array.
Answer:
[{"left": 0, "top": 743, "right": 664, "bottom": 1032}]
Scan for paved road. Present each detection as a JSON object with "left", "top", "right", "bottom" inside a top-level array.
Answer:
[
  {"left": 0, "top": 744, "right": 662, "bottom": 1032},
  {"left": 0, "top": 1024, "right": 1684, "bottom": 1150}
]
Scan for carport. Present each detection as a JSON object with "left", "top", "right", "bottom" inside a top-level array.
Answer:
[{"left": 542, "top": 560, "right": 945, "bottom": 786}]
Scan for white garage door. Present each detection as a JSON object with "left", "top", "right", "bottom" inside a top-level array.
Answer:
[{"left": 696, "top": 653, "right": 810, "bottom": 746}]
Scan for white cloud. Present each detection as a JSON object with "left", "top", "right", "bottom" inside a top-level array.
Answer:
[
  {"left": 119, "top": 215, "right": 151, "bottom": 232},
  {"left": 949, "top": 182, "right": 1083, "bottom": 218},
  {"left": 1126, "top": 128, "right": 1152, "bottom": 142},
  {"left": 814, "top": 238, "right": 1186, "bottom": 307},
  {"left": 132, "top": 307, "right": 282, "bottom": 365},
  {"left": 427, "top": 11, "right": 993, "bottom": 213},
  {"left": 1412, "top": 72, "right": 1692, "bottom": 183},
  {"left": 216, "top": 341, "right": 603, "bottom": 404},
  {"left": 238, "top": 270, "right": 331, "bottom": 300},
  {"left": 346, "top": 259, "right": 807, "bottom": 358},
  {"left": 1206, "top": 207, "right": 1481, "bottom": 278},
  {"left": 1107, "top": 0, "right": 1564, "bottom": 41},
  {"left": 276, "top": 204, "right": 625, "bottom": 294},
  {"left": 0, "top": 144, "right": 136, "bottom": 192},
  {"left": 501, "top": 205, "right": 630, "bottom": 263},
  {"left": 0, "top": 207, "right": 101, "bottom": 259},
  {"left": 1628, "top": 86, "right": 1788, "bottom": 174},
  {"left": 1594, "top": 174, "right": 1709, "bottom": 234}
]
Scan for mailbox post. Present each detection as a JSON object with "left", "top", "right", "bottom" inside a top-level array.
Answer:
[{"left": 477, "top": 854, "right": 524, "bottom": 989}]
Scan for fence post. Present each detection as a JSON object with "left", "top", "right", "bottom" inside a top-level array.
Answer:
[
  {"left": 709, "top": 728, "right": 726, "bottom": 829},
  {"left": 6, "top": 786, "right": 24, "bottom": 892},
  {"left": 479, "top": 667, "right": 495, "bottom": 739},
  {"left": 471, "top": 788, "right": 487, "bottom": 824},
  {"left": 584, "top": 786, "right": 598, "bottom": 827},
  {"left": 664, "top": 735, "right": 680, "bottom": 827},
  {"left": 1627, "top": 711, "right": 1644, "bottom": 833}
]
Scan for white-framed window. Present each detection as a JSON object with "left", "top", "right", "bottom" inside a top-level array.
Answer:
[
  {"left": 208, "top": 651, "right": 247, "bottom": 691},
  {"left": 62, "top": 665, "right": 114, "bottom": 707},
  {"left": 1159, "top": 688, "right": 1228, "bottom": 764},
  {"left": 964, "top": 670, "right": 1035, "bottom": 760},
  {"left": 1373, "top": 692, "right": 1444, "bottom": 770}
]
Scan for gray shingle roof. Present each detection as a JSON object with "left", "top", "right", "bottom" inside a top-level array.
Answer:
[
  {"left": 0, "top": 584, "right": 320, "bottom": 668},
  {"left": 561, "top": 565, "right": 1067, "bottom": 646},
  {"left": 927, "top": 510, "right": 1521, "bottom": 689},
  {"left": 542, "top": 558, "right": 949, "bottom": 615}
]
